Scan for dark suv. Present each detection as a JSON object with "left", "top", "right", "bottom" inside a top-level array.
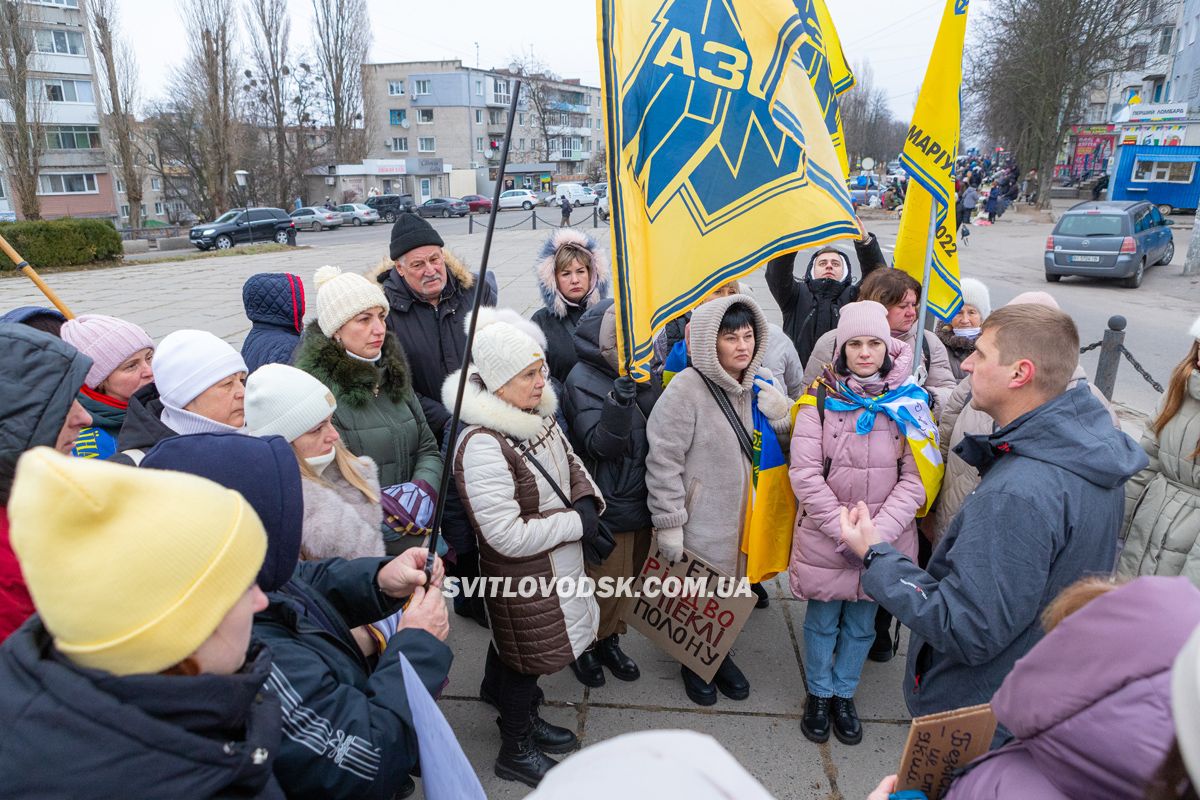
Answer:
[
  {"left": 365, "top": 194, "right": 415, "bottom": 223},
  {"left": 189, "top": 207, "right": 295, "bottom": 251}
]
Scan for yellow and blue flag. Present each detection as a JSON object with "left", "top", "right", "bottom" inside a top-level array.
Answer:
[
  {"left": 598, "top": 0, "right": 860, "bottom": 381},
  {"left": 892, "top": 0, "right": 970, "bottom": 321},
  {"left": 797, "top": 0, "right": 855, "bottom": 175},
  {"left": 743, "top": 377, "right": 796, "bottom": 583}
]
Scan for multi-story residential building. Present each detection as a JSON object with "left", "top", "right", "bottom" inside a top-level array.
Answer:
[{"left": 0, "top": 0, "right": 117, "bottom": 221}]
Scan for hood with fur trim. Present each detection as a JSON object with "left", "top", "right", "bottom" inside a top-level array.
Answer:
[
  {"left": 442, "top": 366, "right": 558, "bottom": 442},
  {"left": 687, "top": 293, "right": 770, "bottom": 395},
  {"left": 534, "top": 229, "right": 611, "bottom": 319},
  {"left": 293, "top": 320, "right": 411, "bottom": 409}
]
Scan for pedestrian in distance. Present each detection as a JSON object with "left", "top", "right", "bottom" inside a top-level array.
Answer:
[
  {"left": 840, "top": 304, "right": 1148, "bottom": 737},
  {"left": 985, "top": 187, "right": 1000, "bottom": 223},
  {"left": 240, "top": 273, "right": 305, "bottom": 374},
  {"left": 59, "top": 314, "right": 155, "bottom": 460},
  {"left": 1119, "top": 315, "right": 1200, "bottom": 583},
  {"left": 959, "top": 184, "right": 978, "bottom": 232},
  {"left": 560, "top": 194, "right": 572, "bottom": 227},
  {"left": 789, "top": 301, "right": 929, "bottom": 747},
  {"left": 446, "top": 307, "right": 605, "bottom": 788},
  {"left": 530, "top": 229, "right": 611, "bottom": 384}
]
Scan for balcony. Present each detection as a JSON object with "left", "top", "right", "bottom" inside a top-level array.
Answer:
[
  {"left": 549, "top": 100, "right": 589, "bottom": 115},
  {"left": 556, "top": 150, "right": 588, "bottom": 162}
]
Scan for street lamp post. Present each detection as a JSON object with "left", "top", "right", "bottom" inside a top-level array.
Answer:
[{"left": 234, "top": 170, "right": 253, "bottom": 245}]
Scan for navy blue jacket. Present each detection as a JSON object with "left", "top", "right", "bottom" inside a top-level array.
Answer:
[
  {"left": 254, "top": 558, "right": 452, "bottom": 800},
  {"left": 0, "top": 619, "right": 285, "bottom": 799},
  {"left": 241, "top": 273, "right": 305, "bottom": 373}
]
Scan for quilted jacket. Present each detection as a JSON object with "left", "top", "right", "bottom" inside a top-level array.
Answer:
[{"left": 241, "top": 273, "right": 305, "bottom": 374}]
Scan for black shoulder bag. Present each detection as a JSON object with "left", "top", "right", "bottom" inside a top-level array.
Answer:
[{"left": 699, "top": 374, "right": 754, "bottom": 463}]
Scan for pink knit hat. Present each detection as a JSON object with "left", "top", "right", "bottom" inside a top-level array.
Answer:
[
  {"left": 835, "top": 301, "right": 891, "bottom": 351},
  {"left": 1006, "top": 291, "right": 1059, "bottom": 310},
  {"left": 60, "top": 314, "right": 155, "bottom": 389}
]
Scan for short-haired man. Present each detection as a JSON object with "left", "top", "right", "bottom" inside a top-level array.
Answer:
[{"left": 840, "top": 304, "right": 1147, "bottom": 732}]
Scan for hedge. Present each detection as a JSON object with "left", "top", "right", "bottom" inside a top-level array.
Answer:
[{"left": 0, "top": 217, "right": 123, "bottom": 270}]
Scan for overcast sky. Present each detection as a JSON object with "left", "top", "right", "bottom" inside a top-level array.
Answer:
[{"left": 118, "top": 0, "right": 984, "bottom": 119}]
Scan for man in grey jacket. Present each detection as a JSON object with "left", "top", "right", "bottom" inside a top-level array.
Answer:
[{"left": 839, "top": 305, "right": 1147, "bottom": 735}]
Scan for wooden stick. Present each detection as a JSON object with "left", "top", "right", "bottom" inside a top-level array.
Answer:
[{"left": 0, "top": 234, "right": 75, "bottom": 319}]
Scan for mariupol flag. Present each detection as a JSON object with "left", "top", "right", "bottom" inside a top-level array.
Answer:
[
  {"left": 598, "top": 0, "right": 859, "bottom": 381},
  {"left": 892, "top": 0, "right": 970, "bottom": 320}
]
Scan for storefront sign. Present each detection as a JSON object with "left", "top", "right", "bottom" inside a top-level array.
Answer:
[
  {"left": 1121, "top": 124, "right": 1186, "bottom": 146},
  {"left": 1128, "top": 103, "right": 1189, "bottom": 122}
]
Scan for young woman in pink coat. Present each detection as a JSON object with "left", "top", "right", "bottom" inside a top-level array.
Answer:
[{"left": 789, "top": 301, "right": 927, "bottom": 747}]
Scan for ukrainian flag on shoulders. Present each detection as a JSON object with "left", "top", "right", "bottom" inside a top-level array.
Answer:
[
  {"left": 598, "top": 0, "right": 859, "bottom": 381},
  {"left": 892, "top": 0, "right": 970, "bottom": 320}
]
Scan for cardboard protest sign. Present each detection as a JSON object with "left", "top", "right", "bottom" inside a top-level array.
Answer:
[
  {"left": 895, "top": 703, "right": 997, "bottom": 800},
  {"left": 621, "top": 546, "right": 757, "bottom": 683}
]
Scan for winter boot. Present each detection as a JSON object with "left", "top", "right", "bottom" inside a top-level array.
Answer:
[
  {"left": 680, "top": 665, "right": 717, "bottom": 706},
  {"left": 494, "top": 731, "right": 558, "bottom": 788},
  {"left": 713, "top": 655, "right": 749, "bottom": 700},
  {"left": 595, "top": 634, "right": 640, "bottom": 681},
  {"left": 750, "top": 582, "right": 769, "bottom": 609},
  {"left": 568, "top": 646, "right": 606, "bottom": 687},
  {"left": 801, "top": 695, "right": 831, "bottom": 743},
  {"left": 831, "top": 696, "right": 863, "bottom": 745}
]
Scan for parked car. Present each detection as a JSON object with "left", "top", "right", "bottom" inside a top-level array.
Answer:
[
  {"left": 335, "top": 203, "right": 380, "bottom": 226},
  {"left": 189, "top": 207, "right": 295, "bottom": 251},
  {"left": 553, "top": 184, "right": 599, "bottom": 207},
  {"left": 290, "top": 206, "right": 343, "bottom": 231},
  {"left": 597, "top": 194, "right": 609, "bottom": 222},
  {"left": 1044, "top": 200, "right": 1174, "bottom": 288},
  {"left": 592, "top": 182, "right": 608, "bottom": 199},
  {"left": 460, "top": 194, "right": 493, "bottom": 214},
  {"left": 416, "top": 197, "right": 470, "bottom": 218},
  {"left": 498, "top": 189, "right": 540, "bottom": 210},
  {"left": 365, "top": 193, "right": 415, "bottom": 222}
]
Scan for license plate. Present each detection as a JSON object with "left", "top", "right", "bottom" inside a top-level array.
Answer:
[{"left": 1071, "top": 255, "right": 1101, "bottom": 263}]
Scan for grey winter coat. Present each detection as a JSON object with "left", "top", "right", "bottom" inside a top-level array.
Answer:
[
  {"left": 300, "top": 455, "right": 385, "bottom": 560},
  {"left": 861, "top": 384, "right": 1148, "bottom": 719},
  {"left": 1119, "top": 371, "right": 1200, "bottom": 582},
  {"left": 645, "top": 295, "right": 790, "bottom": 576}
]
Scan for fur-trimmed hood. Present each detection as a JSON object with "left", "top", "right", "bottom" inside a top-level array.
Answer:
[
  {"left": 293, "top": 320, "right": 411, "bottom": 409},
  {"left": 534, "top": 229, "right": 611, "bottom": 319},
  {"left": 443, "top": 366, "right": 557, "bottom": 442},
  {"left": 369, "top": 248, "right": 476, "bottom": 295},
  {"left": 687, "top": 293, "right": 770, "bottom": 395}
]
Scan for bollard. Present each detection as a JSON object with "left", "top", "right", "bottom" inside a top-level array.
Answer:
[
  {"left": 592, "top": 207, "right": 598, "bottom": 228},
  {"left": 468, "top": 213, "right": 473, "bottom": 234},
  {"left": 286, "top": 227, "right": 297, "bottom": 247},
  {"left": 532, "top": 210, "right": 537, "bottom": 230},
  {"left": 1093, "top": 315, "right": 1126, "bottom": 401}
]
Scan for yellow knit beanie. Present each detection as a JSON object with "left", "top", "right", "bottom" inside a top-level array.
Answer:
[{"left": 8, "top": 448, "right": 267, "bottom": 676}]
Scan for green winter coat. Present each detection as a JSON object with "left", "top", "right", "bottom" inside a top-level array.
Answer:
[
  {"left": 1119, "top": 371, "right": 1200, "bottom": 583},
  {"left": 294, "top": 322, "right": 443, "bottom": 489}
]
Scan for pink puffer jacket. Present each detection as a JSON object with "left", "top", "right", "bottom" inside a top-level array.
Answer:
[{"left": 788, "top": 339, "right": 926, "bottom": 602}]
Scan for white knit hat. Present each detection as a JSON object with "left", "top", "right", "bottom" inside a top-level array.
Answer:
[
  {"left": 958, "top": 277, "right": 992, "bottom": 319},
  {"left": 245, "top": 364, "right": 337, "bottom": 442},
  {"left": 1190, "top": 314, "right": 1200, "bottom": 342},
  {"left": 154, "top": 330, "right": 247, "bottom": 409},
  {"left": 314, "top": 265, "right": 389, "bottom": 337},
  {"left": 470, "top": 307, "right": 547, "bottom": 390}
]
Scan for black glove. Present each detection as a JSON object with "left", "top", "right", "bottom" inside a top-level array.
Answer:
[
  {"left": 574, "top": 496, "right": 616, "bottom": 565},
  {"left": 612, "top": 375, "right": 638, "bottom": 405},
  {"left": 574, "top": 496, "right": 600, "bottom": 542}
]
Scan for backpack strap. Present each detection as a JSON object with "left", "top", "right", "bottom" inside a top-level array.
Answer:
[{"left": 815, "top": 383, "right": 832, "bottom": 479}]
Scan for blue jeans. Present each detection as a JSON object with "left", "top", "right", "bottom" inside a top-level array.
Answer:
[{"left": 803, "top": 599, "right": 877, "bottom": 698}]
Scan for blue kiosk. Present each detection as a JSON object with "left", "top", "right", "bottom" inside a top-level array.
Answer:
[{"left": 1111, "top": 144, "right": 1200, "bottom": 214}]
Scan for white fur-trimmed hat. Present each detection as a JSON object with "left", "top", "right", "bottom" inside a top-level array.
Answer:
[
  {"left": 958, "top": 277, "right": 992, "bottom": 319},
  {"left": 469, "top": 307, "right": 547, "bottom": 391}
]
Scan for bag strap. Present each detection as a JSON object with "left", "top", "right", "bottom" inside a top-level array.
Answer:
[
  {"left": 505, "top": 436, "right": 573, "bottom": 508},
  {"left": 815, "top": 383, "right": 831, "bottom": 479},
  {"left": 699, "top": 373, "right": 754, "bottom": 464}
]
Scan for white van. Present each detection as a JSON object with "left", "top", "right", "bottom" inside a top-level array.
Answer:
[{"left": 553, "top": 184, "right": 599, "bottom": 207}]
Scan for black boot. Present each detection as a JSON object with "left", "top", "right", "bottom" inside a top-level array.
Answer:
[
  {"left": 595, "top": 634, "right": 640, "bottom": 681},
  {"left": 868, "top": 609, "right": 895, "bottom": 663},
  {"left": 529, "top": 693, "right": 579, "bottom": 754},
  {"left": 713, "top": 655, "right": 749, "bottom": 700},
  {"left": 831, "top": 696, "right": 863, "bottom": 745},
  {"left": 801, "top": 695, "right": 831, "bottom": 743},
  {"left": 494, "top": 728, "right": 558, "bottom": 788},
  {"left": 750, "top": 582, "right": 769, "bottom": 609},
  {"left": 680, "top": 665, "right": 717, "bottom": 706},
  {"left": 568, "top": 646, "right": 606, "bottom": 688}
]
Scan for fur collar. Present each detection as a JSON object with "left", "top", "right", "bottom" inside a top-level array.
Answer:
[
  {"left": 534, "top": 229, "right": 611, "bottom": 319},
  {"left": 369, "top": 249, "right": 476, "bottom": 293},
  {"left": 294, "top": 320, "right": 411, "bottom": 408},
  {"left": 443, "top": 366, "right": 558, "bottom": 442},
  {"left": 937, "top": 323, "right": 978, "bottom": 356}
]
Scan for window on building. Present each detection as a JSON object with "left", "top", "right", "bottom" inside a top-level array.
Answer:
[
  {"left": 1160, "top": 26, "right": 1175, "bottom": 55},
  {"left": 41, "top": 79, "right": 94, "bottom": 103},
  {"left": 1192, "top": 15, "right": 1198, "bottom": 44},
  {"left": 414, "top": 79, "right": 431, "bottom": 95},
  {"left": 120, "top": 204, "right": 129, "bottom": 218},
  {"left": 475, "top": 80, "right": 484, "bottom": 96},
  {"left": 0, "top": 82, "right": 8, "bottom": 101},
  {"left": 389, "top": 108, "right": 408, "bottom": 126},
  {"left": 387, "top": 80, "right": 405, "bottom": 95},
  {"left": 418, "top": 108, "right": 434, "bottom": 123},
  {"left": 0, "top": 177, "right": 5, "bottom": 198},
  {"left": 115, "top": 178, "right": 125, "bottom": 192},
  {"left": 155, "top": 202, "right": 164, "bottom": 215},
  {"left": 475, "top": 109, "right": 482, "bottom": 124},
  {"left": 150, "top": 177, "right": 161, "bottom": 190},
  {"left": 518, "top": 138, "right": 525, "bottom": 150},
  {"left": 518, "top": 112, "right": 526, "bottom": 126},
  {"left": 1132, "top": 159, "right": 1195, "bottom": 183},
  {"left": 35, "top": 29, "right": 86, "bottom": 55},
  {"left": 31, "top": 0, "right": 79, "bottom": 6},
  {"left": 493, "top": 78, "right": 510, "bottom": 104},
  {"left": 44, "top": 125, "right": 101, "bottom": 149},
  {"left": 1126, "top": 45, "right": 1147, "bottom": 70},
  {"left": 418, "top": 137, "right": 435, "bottom": 152},
  {"left": 391, "top": 137, "right": 409, "bottom": 151},
  {"left": 489, "top": 109, "right": 505, "bottom": 124},
  {"left": 38, "top": 173, "right": 98, "bottom": 194},
  {"left": 476, "top": 137, "right": 484, "bottom": 152}
]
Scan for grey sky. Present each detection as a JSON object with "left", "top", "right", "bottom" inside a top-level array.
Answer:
[{"left": 119, "top": 0, "right": 980, "bottom": 119}]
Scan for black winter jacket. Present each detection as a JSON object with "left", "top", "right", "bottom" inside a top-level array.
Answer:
[
  {"left": 375, "top": 255, "right": 497, "bottom": 440},
  {"left": 0, "top": 619, "right": 285, "bottom": 799},
  {"left": 563, "top": 300, "right": 660, "bottom": 532},
  {"left": 764, "top": 234, "right": 887, "bottom": 366},
  {"left": 533, "top": 304, "right": 587, "bottom": 384},
  {"left": 110, "top": 382, "right": 177, "bottom": 465},
  {"left": 241, "top": 273, "right": 304, "bottom": 373},
  {"left": 254, "top": 558, "right": 452, "bottom": 800}
]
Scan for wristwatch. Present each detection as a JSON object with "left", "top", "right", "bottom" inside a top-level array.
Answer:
[{"left": 862, "top": 546, "right": 882, "bottom": 570}]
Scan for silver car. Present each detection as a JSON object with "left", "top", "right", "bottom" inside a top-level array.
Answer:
[
  {"left": 497, "top": 189, "right": 540, "bottom": 210},
  {"left": 336, "top": 203, "right": 380, "bottom": 227}
]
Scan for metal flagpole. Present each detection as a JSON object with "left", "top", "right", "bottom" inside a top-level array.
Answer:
[
  {"left": 912, "top": 202, "right": 937, "bottom": 377},
  {"left": 423, "top": 79, "right": 523, "bottom": 581}
]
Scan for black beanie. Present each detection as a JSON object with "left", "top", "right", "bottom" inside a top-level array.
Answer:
[{"left": 389, "top": 214, "right": 445, "bottom": 261}]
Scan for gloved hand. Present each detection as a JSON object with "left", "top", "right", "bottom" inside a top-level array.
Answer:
[
  {"left": 753, "top": 378, "right": 791, "bottom": 421},
  {"left": 655, "top": 526, "right": 684, "bottom": 563},
  {"left": 574, "top": 496, "right": 600, "bottom": 543},
  {"left": 612, "top": 375, "right": 638, "bottom": 404}
]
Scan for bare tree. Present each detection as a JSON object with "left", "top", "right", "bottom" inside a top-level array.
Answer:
[
  {"left": 244, "top": 0, "right": 292, "bottom": 208},
  {"left": 145, "top": 103, "right": 211, "bottom": 221},
  {"left": 310, "top": 0, "right": 370, "bottom": 163},
  {"left": 839, "top": 61, "right": 908, "bottom": 171},
  {"left": 968, "top": 0, "right": 1154, "bottom": 208},
  {"left": 506, "top": 55, "right": 566, "bottom": 165},
  {"left": 0, "top": 0, "right": 46, "bottom": 219},
  {"left": 88, "top": 0, "right": 146, "bottom": 228}
]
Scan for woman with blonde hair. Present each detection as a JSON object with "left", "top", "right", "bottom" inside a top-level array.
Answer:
[{"left": 530, "top": 229, "right": 610, "bottom": 383}]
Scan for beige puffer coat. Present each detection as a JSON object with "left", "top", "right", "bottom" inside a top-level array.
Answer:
[
  {"left": 645, "top": 294, "right": 790, "bottom": 576},
  {"left": 449, "top": 369, "right": 602, "bottom": 675},
  {"left": 1118, "top": 371, "right": 1200, "bottom": 582}
]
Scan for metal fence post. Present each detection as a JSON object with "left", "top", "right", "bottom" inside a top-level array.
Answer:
[
  {"left": 1094, "top": 315, "right": 1126, "bottom": 401},
  {"left": 532, "top": 211, "right": 537, "bottom": 230},
  {"left": 468, "top": 213, "right": 474, "bottom": 234},
  {"left": 592, "top": 207, "right": 598, "bottom": 228}
]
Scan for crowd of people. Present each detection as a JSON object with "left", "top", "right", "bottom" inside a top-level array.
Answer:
[{"left": 1, "top": 207, "right": 1199, "bottom": 799}]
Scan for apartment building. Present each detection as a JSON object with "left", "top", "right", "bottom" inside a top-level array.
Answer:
[{"left": 0, "top": 0, "right": 117, "bottom": 221}]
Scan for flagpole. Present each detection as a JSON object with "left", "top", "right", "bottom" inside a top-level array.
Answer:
[
  {"left": 423, "top": 79, "right": 523, "bottom": 582},
  {"left": 0, "top": 235, "right": 75, "bottom": 319},
  {"left": 912, "top": 202, "right": 937, "bottom": 377}
]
